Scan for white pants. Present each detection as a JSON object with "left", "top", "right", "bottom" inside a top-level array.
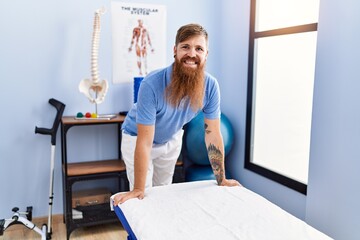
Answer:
[{"left": 121, "top": 129, "right": 184, "bottom": 190}]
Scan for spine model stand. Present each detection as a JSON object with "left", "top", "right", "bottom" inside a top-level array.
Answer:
[{"left": 79, "top": 7, "right": 108, "bottom": 112}]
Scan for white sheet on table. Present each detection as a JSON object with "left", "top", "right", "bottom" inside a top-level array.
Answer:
[{"left": 111, "top": 180, "right": 332, "bottom": 240}]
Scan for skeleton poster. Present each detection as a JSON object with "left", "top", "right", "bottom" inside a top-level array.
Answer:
[{"left": 111, "top": 2, "right": 166, "bottom": 83}]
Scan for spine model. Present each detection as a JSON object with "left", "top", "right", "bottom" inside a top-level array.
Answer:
[{"left": 79, "top": 7, "right": 108, "bottom": 104}]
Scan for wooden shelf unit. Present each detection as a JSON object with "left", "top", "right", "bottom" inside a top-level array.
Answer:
[{"left": 60, "top": 114, "right": 128, "bottom": 240}]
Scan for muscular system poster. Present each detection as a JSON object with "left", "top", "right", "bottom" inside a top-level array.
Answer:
[{"left": 111, "top": 2, "right": 166, "bottom": 83}]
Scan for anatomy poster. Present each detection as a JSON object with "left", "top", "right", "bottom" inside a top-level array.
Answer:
[{"left": 111, "top": 2, "right": 166, "bottom": 83}]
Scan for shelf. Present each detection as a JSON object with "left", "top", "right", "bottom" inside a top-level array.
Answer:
[
  {"left": 176, "top": 159, "right": 183, "bottom": 166},
  {"left": 61, "top": 114, "right": 127, "bottom": 239},
  {"left": 62, "top": 115, "right": 125, "bottom": 125},
  {"left": 67, "top": 159, "right": 126, "bottom": 176},
  {"left": 72, "top": 203, "right": 117, "bottom": 224}
]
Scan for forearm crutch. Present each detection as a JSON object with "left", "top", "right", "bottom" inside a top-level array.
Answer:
[{"left": 0, "top": 98, "right": 65, "bottom": 240}]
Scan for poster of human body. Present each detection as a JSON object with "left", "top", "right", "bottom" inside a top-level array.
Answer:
[{"left": 111, "top": 2, "right": 166, "bottom": 84}]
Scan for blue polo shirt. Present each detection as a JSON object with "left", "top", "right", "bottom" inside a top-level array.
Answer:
[{"left": 122, "top": 64, "right": 221, "bottom": 144}]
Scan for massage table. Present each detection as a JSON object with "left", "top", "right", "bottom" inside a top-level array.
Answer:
[{"left": 110, "top": 180, "right": 332, "bottom": 240}]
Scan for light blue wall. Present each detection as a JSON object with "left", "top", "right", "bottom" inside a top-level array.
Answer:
[
  {"left": 305, "top": 0, "right": 360, "bottom": 239},
  {"left": 1, "top": 0, "right": 359, "bottom": 239}
]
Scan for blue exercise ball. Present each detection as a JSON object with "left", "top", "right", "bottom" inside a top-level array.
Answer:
[
  {"left": 184, "top": 112, "right": 234, "bottom": 165},
  {"left": 185, "top": 165, "right": 232, "bottom": 182}
]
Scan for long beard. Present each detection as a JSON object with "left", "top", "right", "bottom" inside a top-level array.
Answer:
[{"left": 166, "top": 57, "right": 205, "bottom": 111}]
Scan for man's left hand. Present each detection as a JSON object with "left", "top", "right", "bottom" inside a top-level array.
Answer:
[{"left": 220, "top": 179, "right": 242, "bottom": 187}]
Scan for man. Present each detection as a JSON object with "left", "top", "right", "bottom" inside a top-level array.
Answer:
[
  {"left": 128, "top": 19, "right": 154, "bottom": 76},
  {"left": 114, "top": 23, "right": 240, "bottom": 205}
]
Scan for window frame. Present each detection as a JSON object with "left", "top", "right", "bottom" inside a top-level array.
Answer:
[{"left": 244, "top": 0, "right": 318, "bottom": 195}]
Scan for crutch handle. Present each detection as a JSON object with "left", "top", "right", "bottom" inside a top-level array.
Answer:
[
  {"left": 35, "top": 98, "right": 65, "bottom": 145},
  {"left": 35, "top": 127, "right": 52, "bottom": 135}
]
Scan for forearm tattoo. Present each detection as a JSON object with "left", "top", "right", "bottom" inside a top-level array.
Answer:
[
  {"left": 204, "top": 123, "right": 211, "bottom": 134},
  {"left": 204, "top": 123, "right": 225, "bottom": 184},
  {"left": 208, "top": 144, "right": 224, "bottom": 185}
]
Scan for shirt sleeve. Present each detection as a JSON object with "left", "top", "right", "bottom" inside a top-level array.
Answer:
[
  {"left": 203, "top": 77, "right": 221, "bottom": 119},
  {"left": 136, "top": 81, "right": 157, "bottom": 125}
]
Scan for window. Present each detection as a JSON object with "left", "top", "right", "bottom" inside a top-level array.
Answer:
[{"left": 245, "top": 0, "right": 320, "bottom": 194}]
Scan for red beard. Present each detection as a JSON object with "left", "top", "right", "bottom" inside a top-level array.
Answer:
[{"left": 166, "top": 56, "right": 205, "bottom": 111}]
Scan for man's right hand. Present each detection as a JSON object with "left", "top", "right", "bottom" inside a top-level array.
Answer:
[{"left": 113, "top": 189, "right": 145, "bottom": 205}]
